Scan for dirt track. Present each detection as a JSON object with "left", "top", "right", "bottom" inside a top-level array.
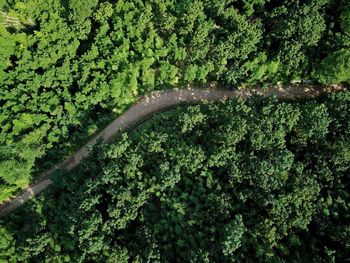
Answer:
[{"left": 0, "top": 84, "right": 347, "bottom": 218}]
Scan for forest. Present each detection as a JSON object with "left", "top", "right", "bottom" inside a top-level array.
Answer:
[
  {"left": 1, "top": 0, "right": 350, "bottom": 201},
  {"left": 1, "top": 92, "right": 350, "bottom": 262},
  {"left": 0, "top": 0, "right": 350, "bottom": 261}
]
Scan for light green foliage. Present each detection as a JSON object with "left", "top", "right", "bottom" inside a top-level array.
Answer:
[
  {"left": 221, "top": 215, "right": 246, "bottom": 256},
  {"left": 184, "top": 64, "right": 198, "bottom": 81},
  {"left": 0, "top": 24, "right": 26, "bottom": 81},
  {"left": 0, "top": 226, "right": 16, "bottom": 262},
  {"left": 241, "top": 53, "right": 280, "bottom": 84},
  {"left": 313, "top": 49, "right": 350, "bottom": 84},
  {"left": 0, "top": 130, "right": 45, "bottom": 200},
  {"left": 0, "top": 0, "right": 349, "bottom": 202}
]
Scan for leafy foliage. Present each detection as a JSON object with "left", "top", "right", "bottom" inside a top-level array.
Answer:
[
  {"left": 0, "top": 0, "right": 349, "bottom": 200},
  {"left": 313, "top": 49, "right": 350, "bottom": 84},
  {"left": 1, "top": 93, "right": 350, "bottom": 262}
]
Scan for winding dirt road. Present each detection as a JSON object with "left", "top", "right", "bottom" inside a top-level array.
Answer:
[{"left": 0, "top": 84, "right": 347, "bottom": 218}]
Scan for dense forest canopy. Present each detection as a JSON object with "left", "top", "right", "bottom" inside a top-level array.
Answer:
[
  {"left": 1, "top": 1, "right": 350, "bottom": 261},
  {"left": 0, "top": 92, "right": 349, "bottom": 262},
  {"left": 0, "top": 0, "right": 350, "bottom": 201}
]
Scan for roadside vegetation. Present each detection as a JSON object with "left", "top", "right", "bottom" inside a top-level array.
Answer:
[
  {"left": 1, "top": 0, "right": 350, "bottom": 201},
  {"left": 1, "top": 92, "right": 349, "bottom": 262}
]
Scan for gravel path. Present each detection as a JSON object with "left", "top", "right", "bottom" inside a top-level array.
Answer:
[{"left": 0, "top": 84, "right": 347, "bottom": 217}]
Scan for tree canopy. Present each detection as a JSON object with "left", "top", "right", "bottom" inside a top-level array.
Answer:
[
  {"left": 1, "top": 92, "right": 349, "bottom": 262},
  {"left": 1, "top": 0, "right": 349, "bottom": 201}
]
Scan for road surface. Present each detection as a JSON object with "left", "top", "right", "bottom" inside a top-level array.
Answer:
[{"left": 0, "top": 84, "right": 346, "bottom": 217}]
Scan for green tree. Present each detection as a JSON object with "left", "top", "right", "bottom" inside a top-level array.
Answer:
[{"left": 313, "top": 49, "right": 350, "bottom": 84}]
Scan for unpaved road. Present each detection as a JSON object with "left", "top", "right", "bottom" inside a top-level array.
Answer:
[{"left": 0, "top": 84, "right": 347, "bottom": 217}]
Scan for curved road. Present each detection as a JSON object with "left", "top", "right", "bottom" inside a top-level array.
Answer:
[{"left": 0, "top": 84, "right": 347, "bottom": 217}]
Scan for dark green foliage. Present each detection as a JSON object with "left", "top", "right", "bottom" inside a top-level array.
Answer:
[
  {"left": 341, "top": 9, "right": 350, "bottom": 34},
  {"left": 266, "top": 0, "right": 328, "bottom": 78},
  {"left": 1, "top": 93, "right": 350, "bottom": 262},
  {"left": 312, "top": 0, "right": 350, "bottom": 82}
]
